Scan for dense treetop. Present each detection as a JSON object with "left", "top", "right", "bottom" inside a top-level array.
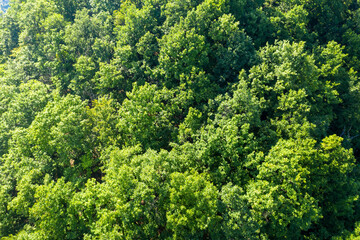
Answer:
[{"left": 1, "top": 0, "right": 360, "bottom": 239}]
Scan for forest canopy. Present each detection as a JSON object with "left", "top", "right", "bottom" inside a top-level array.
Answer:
[{"left": 1, "top": 0, "right": 360, "bottom": 239}]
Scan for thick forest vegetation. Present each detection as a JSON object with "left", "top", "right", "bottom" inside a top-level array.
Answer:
[{"left": 1, "top": 0, "right": 360, "bottom": 239}]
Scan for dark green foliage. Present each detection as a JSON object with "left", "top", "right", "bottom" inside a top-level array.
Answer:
[{"left": 1, "top": 0, "right": 360, "bottom": 239}]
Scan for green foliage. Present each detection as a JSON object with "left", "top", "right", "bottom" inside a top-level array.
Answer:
[
  {"left": 0, "top": 184, "right": 20, "bottom": 237},
  {"left": 0, "top": 13, "right": 19, "bottom": 56},
  {"left": 1, "top": 0, "right": 360, "bottom": 238},
  {"left": 26, "top": 94, "right": 96, "bottom": 182},
  {"left": 0, "top": 80, "right": 50, "bottom": 157},
  {"left": 175, "top": 77, "right": 262, "bottom": 185},
  {"left": 157, "top": 0, "right": 256, "bottom": 93},
  {"left": 310, "top": 135, "right": 358, "bottom": 238},
  {"left": 247, "top": 138, "right": 321, "bottom": 239},
  {"left": 73, "top": 146, "right": 174, "bottom": 239},
  {"left": 247, "top": 135, "right": 358, "bottom": 239},
  {"left": 166, "top": 171, "right": 218, "bottom": 239},
  {"left": 29, "top": 176, "right": 74, "bottom": 239},
  {"left": 219, "top": 183, "right": 261, "bottom": 239},
  {"left": 87, "top": 96, "right": 119, "bottom": 149},
  {"left": 117, "top": 83, "right": 194, "bottom": 150},
  {"left": 246, "top": 40, "right": 342, "bottom": 141}
]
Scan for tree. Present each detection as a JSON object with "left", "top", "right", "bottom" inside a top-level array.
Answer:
[
  {"left": 117, "top": 83, "right": 187, "bottom": 151},
  {"left": 26, "top": 94, "right": 95, "bottom": 182},
  {"left": 247, "top": 135, "right": 358, "bottom": 239},
  {"left": 0, "top": 80, "right": 50, "bottom": 157},
  {"left": 156, "top": 0, "right": 256, "bottom": 93},
  {"left": 246, "top": 40, "right": 340, "bottom": 141},
  {"left": 166, "top": 171, "right": 218, "bottom": 239},
  {"left": 174, "top": 77, "right": 262, "bottom": 186},
  {"left": 27, "top": 177, "right": 75, "bottom": 239}
]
